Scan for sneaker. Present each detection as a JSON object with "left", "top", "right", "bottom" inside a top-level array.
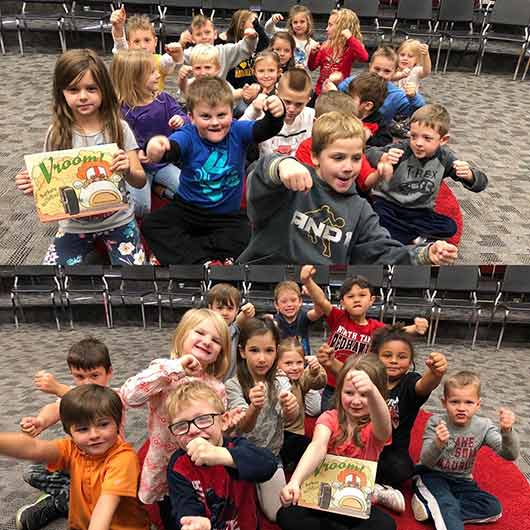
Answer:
[
  {"left": 16, "top": 493, "right": 63, "bottom": 530},
  {"left": 411, "top": 493, "right": 429, "bottom": 522},
  {"left": 373, "top": 484, "right": 406, "bottom": 513}
]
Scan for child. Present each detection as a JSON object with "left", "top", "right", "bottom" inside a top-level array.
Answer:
[
  {"left": 264, "top": 6, "right": 317, "bottom": 67},
  {"left": 225, "top": 318, "right": 299, "bottom": 521},
  {"left": 110, "top": 9, "right": 182, "bottom": 91},
  {"left": 207, "top": 282, "right": 256, "bottom": 381},
  {"left": 120, "top": 308, "right": 230, "bottom": 528},
  {"left": 301, "top": 266, "right": 429, "bottom": 412},
  {"left": 412, "top": 371, "right": 519, "bottom": 530},
  {"left": 277, "top": 338, "right": 327, "bottom": 471},
  {"left": 308, "top": 8, "right": 368, "bottom": 95},
  {"left": 338, "top": 46, "right": 426, "bottom": 124},
  {"left": 242, "top": 68, "right": 314, "bottom": 157},
  {"left": 238, "top": 111, "right": 459, "bottom": 264},
  {"left": 143, "top": 76, "right": 285, "bottom": 265},
  {"left": 371, "top": 326, "right": 448, "bottom": 496},
  {"left": 111, "top": 49, "right": 188, "bottom": 213},
  {"left": 270, "top": 31, "right": 297, "bottom": 72},
  {"left": 17, "top": 338, "right": 116, "bottom": 530},
  {"left": 252, "top": 49, "right": 282, "bottom": 97},
  {"left": 278, "top": 357, "right": 396, "bottom": 530},
  {"left": 393, "top": 39, "right": 432, "bottom": 95},
  {"left": 15, "top": 49, "right": 146, "bottom": 266},
  {"left": 166, "top": 380, "right": 278, "bottom": 530},
  {"left": 365, "top": 103, "right": 488, "bottom": 244},
  {"left": 1, "top": 385, "right": 149, "bottom": 530}
]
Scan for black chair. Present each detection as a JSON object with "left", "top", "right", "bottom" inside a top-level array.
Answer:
[
  {"left": 244, "top": 265, "right": 289, "bottom": 312},
  {"left": 346, "top": 265, "right": 388, "bottom": 320},
  {"left": 15, "top": 0, "right": 69, "bottom": 55},
  {"left": 430, "top": 266, "right": 481, "bottom": 347},
  {"left": 342, "top": 0, "right": 383, "bottom": 43},
  {"left": 386, "top": 265, "right": 434, "bottom": 332},
  {"left": 390, "top": 0, "right": 438, "bottom": 43},
  {"left": 156, "top": 265, "right": 206, "bottom": 326},
  {"left": 1, "top": 5, "right": 21, "bottom": 54},
  {"left": 206, "top": 265, "right": 247, "bottom": 295},
  {"left": 11, "top": 266, "right": 62, "bottom": 331},
  {"left": 69, "top": 0, "right": 115, "bottom": 52},
  {"left": 106, "top": 266, "right": 158, "bottom": 328},
  {"left": 303, "top": 0, "right": 339, "bottom": 36},
  {"left": 159, "top": 0, "right": 204, "bottom": 43},
  {"left": 291, "top": 265, "right": 332, "bottom": 305},
  {"left": 492, "top": 266, "right": 530, "bottom": 350},
  {"left": 475, "top": 0, "right": 530, "bottom": 79},
  {"left": 434, "top": 0, "right": 479, "bottom": 73},
  {"left": 62, "top": 265, "right": 111, "bottom": 329},
  {"left": 260, "top": 0, "right": 298, "bottom": 15},
  {"left": 207, "top": 0, "right": 250, "bottom": 27}
]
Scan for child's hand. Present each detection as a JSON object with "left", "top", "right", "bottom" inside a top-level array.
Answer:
[
  {"left": 178, "top": 64, "right": 193, "bottom": 81},
  {"left": 321, "top": 79, "right": 338, "bottom": 93},
  {"left": 186, "top": 437, "right": 224, "bottom": 466},
  {"left": 249, "top": 382, "right": 266, "bottom": 409},
  {"left": 146, "top": 135, "right": 171, "bottom": 163},
  {"left": 180, "top": 516, "right": 211, "bottom": 530},
  {"left": 453, "top": 160, "right": 473, "bottom": 182},
  {"left": 428, "top": 241, "right": 458, "bottom": 265},
  {"left": 244, "top": 27, "right": 258, "bottom": 40},
  {"left": 263, "top": 95, "right": 284, "bottom": 118},
  {"left": 240, "top": 302, "right": 256, "bottom": 319},
  {"left": 279, "top": 390, "right": 298, "bottom": 417},
  {"left": 168, "top": 115, "right": 185, "bottom": 129},
  {"left": 165, "top": 42, "right": 183, "bottom": 63},
  {"left": 110, "top": 5, "right": 126, "bottom": 31},
  {"left": 300, "top": 264, "right": 316, "bottom": 284},
  {"left": 179, "top": 29, "right": 194, "bottom": 47},
  {"left": 377, "top": 153, "right": 395, "bottom": 182},
  {"left": 404, "top": 82, "right": 417, "bottom": 98},
  {"left": 242, "top": 83, "right": 261, "bottom": 103},
  {"left": 20, "top": 416, "right": 44, "bottom": 437},
  {"left": 414, "top": 317, "right": 429, "bottom": 335},
  {"left": 386, "top": 148, "right": 405, "bottom": 165},
  {"left": 111, "top": 149, "right": 130, "bottom": 174},
  {"left": 33, "top": 371, "right": 60, "bottom": 395},
  {"left": 425, "top": 351, "right": 448, "bottom": 377},
  {"left": 15, "top": 170, "right": 34, "bottom": 195},
  {"left": 328, "top": 71, "right": 343, "bottom": 84},
  {"left": 271, "top": 13, "right": 284, "bottom": 24},
  {"left": 278, "top": 158, "right": 312, "bottom": 192},
  {"left": 341, "top": 29, "right": 353, "bottom": 40},
  {"left": 224, "top": 406, "right": 245, "bottom": 432},
  {"left": 316, "top": 343, "right": 334, "bottom": 368},
  {"left": 435, "top": 420, "right": 450, "bottom": 448},
  {"left": 347, "top": 369, "right": 374, "bottom": 396},
  {"left": 419, "top": 43, "right": 430, "bottom": 56},
  {"left": 280, "top": 480, "right": 301, "bottom": 506},
  {"left": 252, "top": 92, "right": 267, "bottom": 112},
  {"left": 309, "top": 41, "right": 321, "bottom": 54},
  {"left": 306, "top": 355, "right": 321, "bottom": 375},
  {"left": 138, "top": 149, "right": 150, "bottom": 164},
  {"left": 499, "top": 408, "right": 515, "bottom": 432},
  {"left": 180, "top": 354, "right": 203, "bottom": 377}
]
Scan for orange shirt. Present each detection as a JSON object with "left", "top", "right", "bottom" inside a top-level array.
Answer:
[{"left": 48, "top": 437, "right": 149, "bottom": 530}]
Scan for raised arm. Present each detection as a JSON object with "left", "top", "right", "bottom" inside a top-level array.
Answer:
[
  {"left": 415, "top": 351, "right": 447, "bottom": 398},
  {"left": 299, "top": 265, "right": 332, "bottom": 316},
  {"left": 20, "top": 401, "right": 61, "bottom": 437},
  {"left": 0, "top": 432, "right": 60, "bottom": 463}
]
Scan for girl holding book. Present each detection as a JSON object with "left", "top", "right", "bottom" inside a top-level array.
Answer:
[{"left": 278, "top": 357, "right": 396, "bottom": 530}]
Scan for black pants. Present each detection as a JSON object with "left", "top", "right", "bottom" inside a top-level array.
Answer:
[
  {"left": 280, "top": 431, "right": 311, "bottom": 473},
  {"left": 277, "top": 505, "right": 396, "bottom": 530},
  {"left": 376, "top": 447, "right": 415, "bottom": 487},
  {"left": 141, "top": 196, "right": 251, "bottom": 264},
  {"left": 158, "top": 496, "right": 174, "bottom": 530}
]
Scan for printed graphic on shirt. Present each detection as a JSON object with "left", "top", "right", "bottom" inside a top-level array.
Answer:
[
  {"left": 291, "top": 205, "right": 352, "bottom": 257},
  {"left": 387, "top": 396, "right": 400, "bottom": 429},
  {"left": 398, "top": 166, "right": 437, "bottom": 196},
  {"left": 328, "top": 325, "right": 372, "bottom": 362},
  {"left": 235, "top": 60, "right": 253, "bottom": 78},
  {"left": 191, "top": 480, "right": 238, "bottom": 530},
  {"left": 195, "top": 150, "right": 239, "bottom": 203},
  {"left": 437, "top": 435, "right": 478, "bottom": 473}
]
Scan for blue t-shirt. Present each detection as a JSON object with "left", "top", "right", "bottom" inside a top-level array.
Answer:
[
  {"left": 274, "top": 307, "right": 312, "bottom": 355},
  {"left": 169, "top": 120, "right": 255, "bottom": 214}
]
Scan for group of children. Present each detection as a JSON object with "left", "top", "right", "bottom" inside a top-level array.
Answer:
[
  {"left": 14, "top": 4, "right": 489, "bottom": 266},
  {"left": 0, "top": 271, "right": 519, "bottom": 530}
]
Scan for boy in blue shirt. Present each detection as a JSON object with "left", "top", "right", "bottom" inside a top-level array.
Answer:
[{"left": 143, "top": 76, "right": 284, "bottom": 264}]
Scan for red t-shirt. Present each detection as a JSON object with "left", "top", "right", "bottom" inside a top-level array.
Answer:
[{"left": 325, "top": 307, "right": 385, "bottom": 387}]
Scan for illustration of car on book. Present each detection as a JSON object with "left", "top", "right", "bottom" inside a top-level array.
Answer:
[{"left": 318, "top": 474, "right": 371, "bottom": 513}]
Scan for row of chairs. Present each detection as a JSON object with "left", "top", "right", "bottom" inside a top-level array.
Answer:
[{"left": 1, "top": 264, "right": 529, "bottom": 349}]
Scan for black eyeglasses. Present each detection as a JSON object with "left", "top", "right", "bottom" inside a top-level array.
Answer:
[{"left": 168, "top": 413, "right": 222, "bottom": 436}]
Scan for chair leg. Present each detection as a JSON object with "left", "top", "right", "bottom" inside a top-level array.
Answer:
[
  {"left": 16, "top": 20, "right": 23, "bottom": 56},
  {"left": 51, "top": 293, "right": 61, "bottom": 331},
  {"left": 432, "top": 308, "right": 441, "bottom": 345},
  {"left": 513, "top": 43, "right": 526, "bottom": 80},
  {"left": 157, "top": 295, "right": 162, "bottom": 329},
  {"left": 102, "top": 292, "right": 111, "bottom": 329},
  {"left": 66, "top": 294, "right": 74, "bottom": 329},
  {"left": 443, "top": 38, "right": 453, "bottom": 73},
  {"left": 471, "top": 308, "right": 481, "bottom": 349},
  {"left": 435, "top": 36, "right": 443, "bottom": 74},
  {"left": 140, "top": 297, "right": 146, "bottom": 329},
  {"left": 522, "top": 55, "right": 530, "bottom": 81},
  {"left": 11, "top": 293, "right": 19, "bottom": 328},
  {"left": 0, "top": 32, "right": 5, "bottom": 55},
  {"left": 475, "top": 39, "right": 487, "bottom": 76},
  {"left": 107, "top": 294, "right": 114, "bottom": 328},
  {"left": 496, "top": 309, "right": 508, "bottom": 350}
]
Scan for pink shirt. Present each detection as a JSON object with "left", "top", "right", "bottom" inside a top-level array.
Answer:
[
  {"left": 317, "top": 410, "right": 389, "bottom": 460},
  {"left": 120, "top": 358, "right": 226, "bottom": 504}
]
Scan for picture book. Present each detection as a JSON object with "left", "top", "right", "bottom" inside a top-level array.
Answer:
[
  {"left": 24, "top": 144, "right": 128, "bottom": 223},
  {"left": 298, "top": 454, "right": 377, "bottom": 519}
]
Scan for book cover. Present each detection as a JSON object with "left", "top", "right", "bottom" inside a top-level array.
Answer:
[
  {"left": 24, "top": 143, "right": 128, "bottom": 223},
  {"left": 298, "top": 454, "right": 377, "bottom": 519}
]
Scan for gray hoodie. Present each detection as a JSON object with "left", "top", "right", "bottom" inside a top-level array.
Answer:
[{"left": 238, "top": 154, "right": 435, "bottom": 265}]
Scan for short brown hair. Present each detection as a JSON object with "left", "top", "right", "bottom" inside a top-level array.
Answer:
[
  {"left": 126, "top": 14, "right": 156, "bottom": 38},
  {"left": 186, "top": 76, "right": 234, "bottom": 113},
  {"left": 166, "top": 380, "right": 225, "bottom": 420},
  {"left": 348, "top": 72, "right": 388, "bottom": 112},
  {"left": 311, "top": 111, "right": 365, "bottom": 156},
  {"left": 339, "top": 275, "right": 373, "bottom": 298},
  {"left": 207, "top": 283, "right": 241, "bottom": 308},
  {"left": 411, "top": 103, "right": 450, "bottom": 137},
  {"left": 444, "top": 370, "right": 481, "bottom": 399},
  {"left": 314, "top": 91, "right": 357, "bottom": 118},
  {"left": 278, "top": 67, "right": 312, "bottom": 94},
  {"left": 60, "top": 384, "right": 122, "bottom": 435},
  {"left": 191, "top": 14, "right": 215, "bottom": 32},
  {"left": 67, "top": 337, "right": 111, "bottom": 372},
  {"left": 274, "top": 280, "right": 301, "bottom": 301},
  {"left": 370, "top": 46, "right": 398, "bottom": 69}
]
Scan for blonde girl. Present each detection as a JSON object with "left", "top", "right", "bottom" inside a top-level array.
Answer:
[
  {"left": 120, "top": 308, "right": 230, "bottom": 528},
  {"left": 111, "top": 49, "right": 187, "bottom": 215},
  {"left": 15, "top": 48, "right": 146, "bottom": 265},
  {"left": 278, "top": 357, "right": 397, "bottom": 530},
  {"left": 265, "top": 6, "right": 317, "bottom": 66},
  {"left": 393, "top": 39, "right": 431, "bottom": 97},
  {"left": 308, "top": 8, "right": 369, "bottom": 95},
  {"left": 226, "top": 318, "right": 299, "bottom": 522}
]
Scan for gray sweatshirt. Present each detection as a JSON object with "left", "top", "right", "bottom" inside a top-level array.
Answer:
[
  {"left": 420, "top": 413, "right": 520, "bottom": 480},
  {"left": 365, "top": 142, "right": 488, "bottom": 210},
  {"left": 238, "top": 154, "right": 435, "bottom": 265}
]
